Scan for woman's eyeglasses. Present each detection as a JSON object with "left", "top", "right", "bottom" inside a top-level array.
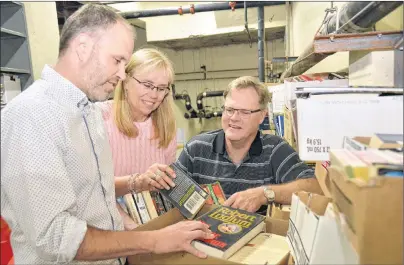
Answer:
[{"left": 131, "top": 76, "right": 170, "bottom": 97}]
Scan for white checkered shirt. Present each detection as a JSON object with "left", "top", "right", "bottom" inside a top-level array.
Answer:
[{"left": 1, "top": 65, "right": 124, "bottom": 264}]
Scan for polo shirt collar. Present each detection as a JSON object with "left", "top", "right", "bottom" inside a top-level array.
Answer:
[{"left": 213, "top": 130, "right": 263, "bottom": 156}]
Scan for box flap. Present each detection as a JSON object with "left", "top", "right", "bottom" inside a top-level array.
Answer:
[
  {"left": 265, "top": 217, "right": 289, "bottom": 236},
  {"left": 295, "top": 191, "right": 331, "bottom": 216}
]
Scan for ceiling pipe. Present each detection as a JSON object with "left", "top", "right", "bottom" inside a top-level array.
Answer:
[
  {"left": 119, "top": 1, "right": 285, "bottom": 19},
  {"left": 257, "top": 5, "right": 265, "bottom": 82},
  {"left": 280, "top": 1, "right": 402, "bottom": 81}
]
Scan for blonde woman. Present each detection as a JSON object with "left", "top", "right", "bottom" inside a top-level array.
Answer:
[{"left": 98, "top": 48, "right": 177, "bottom": 230}]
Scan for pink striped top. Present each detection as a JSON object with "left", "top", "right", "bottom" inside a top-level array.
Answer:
[{"left": 98, "top": 101, "right": 177, "bottom": 177}]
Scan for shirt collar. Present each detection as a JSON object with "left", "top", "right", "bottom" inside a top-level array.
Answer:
[
  {"left": 41, "top": 64, "right": 89, "bottom": 108},
  {"left": 213, "top": 130, "right": 263, "bottom": 156}
]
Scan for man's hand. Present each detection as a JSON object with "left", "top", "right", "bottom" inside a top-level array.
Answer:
[
  {"left": 135, "top": 163, "right": 176, "bottom": 191},
  {"left": 223, "top": 187, "right": 267, "bottom": 212},
  {"left": 151, "top": 220, "right": 215, "bottom": 258}
]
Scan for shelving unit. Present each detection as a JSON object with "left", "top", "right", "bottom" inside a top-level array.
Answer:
[{"left": 0, "top": 1, "right": 33, "bottom": 92}]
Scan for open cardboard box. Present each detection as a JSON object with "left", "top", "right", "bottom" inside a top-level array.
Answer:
[
  {"left": 328, "top": 166, "right": 403, "bottom": 264},
  {"left": 128, "top": 204, "right": 290, "bottom": 265},
  {"left": 287, "top": 191, "right": 358, "bottom": 264}
]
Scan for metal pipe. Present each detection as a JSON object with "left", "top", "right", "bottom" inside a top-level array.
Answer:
[
  {"left": 172, "top": 84, "right": 198, "bottom": 116},
  {"left": 281, "top": 1, "right": 402, "bottom": 80},
  {"left": 119, "top": 1, "right": 285, "bottom": 19},
  {"left": 257, "top": 5, "right": 265, "bottom": 82},
  {"left": 176, "top": 67, "right": 259, "bottom": 75},
  {"left": 196, "top": 91, "right": 224, "bottom": 111}
]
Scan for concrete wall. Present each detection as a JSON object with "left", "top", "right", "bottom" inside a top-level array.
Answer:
[
  {"left": 160, "top": 39, "right": 284, "bottom": 140},
  {"left": 23, "top": 2, "right": 59, "bottom": 80}
]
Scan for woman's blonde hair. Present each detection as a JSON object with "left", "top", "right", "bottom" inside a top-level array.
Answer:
[{"left": 113, "top": 48, "right": 176, "bottom": 149}]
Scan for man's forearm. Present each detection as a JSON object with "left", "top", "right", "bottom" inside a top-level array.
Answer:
[
  {"left": 75, "top": 226, "right": 155, "bottom": 261},
  {"left": 270, "top": 178, "right": 323, "bottom": 205}
]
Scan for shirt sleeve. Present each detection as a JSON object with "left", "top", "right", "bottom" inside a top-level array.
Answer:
[
  {"left": 270, "top": 139, "right": 315, "bottom": 184},
  {"left": 1, "top": 104, "right": 87, "bottom": 263},
  {"left": 164, "top": 136, "right": 177, "bottom": 165}
]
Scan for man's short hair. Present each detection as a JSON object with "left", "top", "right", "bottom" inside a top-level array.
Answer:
[
  {"left": 224, "top": 76, "right": 270, "bottom": 109},
  {"left": 59, "top": 4, "right": 132, "bottom": 56}
]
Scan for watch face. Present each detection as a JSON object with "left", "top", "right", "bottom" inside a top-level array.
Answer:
[{"left": 264, "top": 187, "right": 275, "bottom": 201}]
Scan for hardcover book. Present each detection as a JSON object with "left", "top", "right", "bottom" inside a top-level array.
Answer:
[
  {"left": 192, "top": 205, "right": 266, "bottom": 259},
  {"left": 159, "top": 163, "right": 209, "bottom": 219}
]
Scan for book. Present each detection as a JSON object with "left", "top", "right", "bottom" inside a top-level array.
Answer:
[
  {"left": 228, "top": 233, "right": 289, "bottom": 265},
  {"left": 201, "top": 182, "right": 226, "bottom": 206},
  {"left": 369, "top": 133, "right": 403, "bottom": 149},
  {"left": 192, "top": 205, "right": 266, "bottom": 259},
  {"left": 159, "top": 163, "right": 209, "bottom": 219},
  {"left": 141, "top": 191, "right": 159, "bottom": 219}
]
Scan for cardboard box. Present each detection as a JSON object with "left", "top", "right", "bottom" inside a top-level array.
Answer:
[
  {"left": 314, "top": 161, "right": 331, "bottom": 198},
  {"left": 296, "top": 93, "right": 403, "bottom": 161},
  {"left": 349, "top": 50, "right": 404, "bottom": 88},
  {"left": 267, "top": 204, "right": 291, "bottom": 221},
  {"left": 287, "top": 192, "right": 358, "bottom": 264},
  {"left": 328, "top": 166, "right": 403, "bottom": 264},
  {"left": 128, "top": 205, "right": 290, "bottom": 265}
]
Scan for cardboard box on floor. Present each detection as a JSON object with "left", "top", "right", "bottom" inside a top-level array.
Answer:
[
  {"left": 328, "top": 166, "right": 403, "bottom": 264},
  {"left": 287, "top": 191, "right": 358, "bottom": 264},
  {"left": 128, "top": 205, "right": 290, "bottom": 265}
]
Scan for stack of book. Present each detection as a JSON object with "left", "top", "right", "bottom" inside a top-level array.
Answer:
[{"left": 118, "top": 191, "right": 174, "bottom": 225}]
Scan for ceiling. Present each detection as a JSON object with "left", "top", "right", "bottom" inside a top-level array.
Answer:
[
  {"left": 148, "top": 26, "right": 285, "bottom": 50},
  {"left": 56, "top": 2, "right": 286, "bottom": 50}
]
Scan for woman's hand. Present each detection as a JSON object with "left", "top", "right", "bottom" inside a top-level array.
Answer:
[{"left": 133, "top": 163, "right": 176, "bottom": 192}]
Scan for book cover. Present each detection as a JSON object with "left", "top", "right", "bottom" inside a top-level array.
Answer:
[
  {"left": 159, "top": 163, "right": 209, "bottom": 219},
  {"left": 193, "top": 206, "right": 266, "bottom": 259},
  {"left": 201, "top": 182, "right": 226, "bottom": 205}
]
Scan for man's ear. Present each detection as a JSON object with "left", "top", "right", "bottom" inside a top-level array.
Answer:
[
  {"left": 259, "top": 109, "right": 268, "bottom": 124},
  {"left": 73, "top": 33, "right": 95, "bottom": 63}
]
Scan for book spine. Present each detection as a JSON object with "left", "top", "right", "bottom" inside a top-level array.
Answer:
[
  {"left": 211, "top": 182, "right": 226, "bottom": 205},
  {"left": 151, "top": 191, "right": 166, "bottom": 216},
  {"left": 132, "top": 192, "right": 151, "bottom": 224},
  {"left": 123, "top": 194, "right": 141, "bottom": 225},
  {"left": 207, "top": 184, "right": 219, "bottom": 205},
  {"left": 142, "top": 191, "right": 159, "bottom": 219}
]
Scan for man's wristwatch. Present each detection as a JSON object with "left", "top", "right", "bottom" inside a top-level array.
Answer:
[{"left": 263, "top": 186, "right": 275, "bottom": 204}]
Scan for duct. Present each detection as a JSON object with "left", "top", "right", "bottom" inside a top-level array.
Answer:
[
  {"left": 172, "top": 85, "right": 198, "bottom": 118},
  {"left": 281, "top": 1, "right": 402, "bottom": 80},
  {"left": 196, "top": 90, "right": 225, "bottom": 111},
  {"left": 258, "top": 5, "right": 265, "bottom": 82},
  {"left": 119, "top": 1, "right": 285, "bottom": 19},
  {"left": 205, "top": 111, "right": 223, "bottom": 119}
]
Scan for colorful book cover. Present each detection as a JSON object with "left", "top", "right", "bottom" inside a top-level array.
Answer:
[{"left": 193, "top": 206, "right": 266, "bottom": 259}]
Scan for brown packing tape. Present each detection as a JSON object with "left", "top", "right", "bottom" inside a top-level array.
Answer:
[{"left": 328, "top": 166, "right": 403, "bottom": 265}]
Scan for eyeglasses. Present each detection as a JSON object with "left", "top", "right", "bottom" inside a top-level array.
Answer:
[
  {"left": 131, "top": 76, "right": 170, "bottom": 97},
  {"left": 222, "top": 106, "right": 262, "bottom": 119}
]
